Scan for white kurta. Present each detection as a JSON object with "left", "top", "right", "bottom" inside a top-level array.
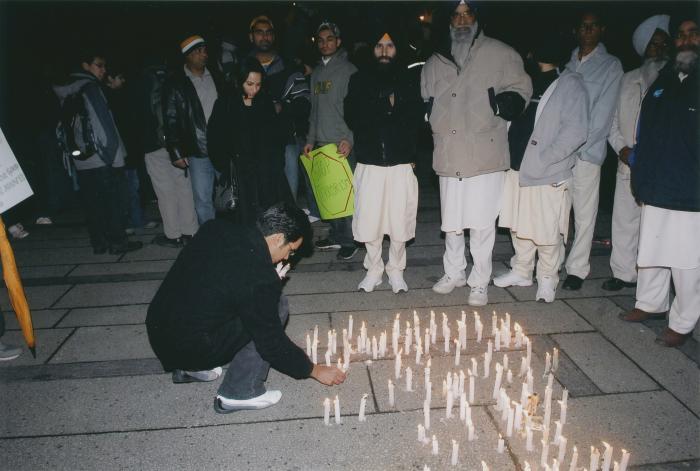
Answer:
[
  {"left": 637, "top": 204, "right": 700, "bottom": 269},
  {"left": 439, "top": 171, "right": 505, "bottom": 232},
  {"left": 352, "top": 163, "right": 419, "bottom": 243},
  {"left": 499, "top": 170, "right": 571, "bottom": 245}
]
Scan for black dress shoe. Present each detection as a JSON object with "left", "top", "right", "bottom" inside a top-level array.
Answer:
[
  {"left": 562, "top": 275, "right": 584, "bottom": 291},
  {"left": 601, "top": 277, "right": 637, "bottom": 291},
  {"left": 152, "top": 234, "right": 183, "bottom": 248},
  {"left": 109, "top": 241, "right": 143, "bottom": 254}
]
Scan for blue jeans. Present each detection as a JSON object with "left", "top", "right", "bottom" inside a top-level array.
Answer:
[
  {"left": 125, "top": 168, "right": 144, "bottom": 228},
  {"left": 188, "top": 156, "right": 217, "bottom": 225},
  {"left": 284, "top": 142, "right": 301, "bottom": 202}
]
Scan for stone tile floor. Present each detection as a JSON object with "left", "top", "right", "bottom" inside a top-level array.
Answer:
[{"left": 0, "top": 184, "right": 698, "bottom": 470}]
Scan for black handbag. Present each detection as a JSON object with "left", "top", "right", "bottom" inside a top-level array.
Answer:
[{"left": 214, "top": 158, "right": 239, "bottom": 212}]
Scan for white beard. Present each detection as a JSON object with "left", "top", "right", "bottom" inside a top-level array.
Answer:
[
  {"left": 674, "top": 49, "right": 698, "bottom": 74},
  {"left": 450, "top": 22, "right": 477, "bottom": 67}
]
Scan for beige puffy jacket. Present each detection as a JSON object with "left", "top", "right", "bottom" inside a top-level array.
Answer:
[{"left": 421, "top": 32, "right": 532, "bottom": 178}]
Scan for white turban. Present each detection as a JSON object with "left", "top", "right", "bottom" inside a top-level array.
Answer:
[{"left": 632, "top": 14, "right": 670, "bottom": 57}]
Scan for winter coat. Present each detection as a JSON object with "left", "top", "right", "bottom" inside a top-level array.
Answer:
[
  {"left": 420, "top": 30, "right": 532, "bottom": 178},
  {"left": 146, "top": 219, "right": 313, "bottom": 377}
]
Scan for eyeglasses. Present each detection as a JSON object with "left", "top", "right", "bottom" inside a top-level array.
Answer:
[
  {"left": 253, "top": 29, "right": 274, "bottom": 36},
  {"left": 451, "top": 11, "right": 474, "bottom": 19}
]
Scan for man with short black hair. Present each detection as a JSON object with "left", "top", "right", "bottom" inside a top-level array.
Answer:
[{"left": 147, "top": 202, "right": 346, "bottom": 413}]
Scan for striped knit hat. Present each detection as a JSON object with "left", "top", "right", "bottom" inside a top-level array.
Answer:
[{"left": 180, "top": 35, "right": 206, "bottom": 55}]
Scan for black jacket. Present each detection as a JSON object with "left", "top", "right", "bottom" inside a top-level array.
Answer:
[
  {"left": 133, "top": 64, "right": 170, "bottom": 155},
  {"left": 146, "top": 219, "right": 313, "bottom": 378},
  {"left": 344, "top": 64, "right": 425, "bottom": 166},
  {"left": 163, "top": 66, "right": 225, "bottom": 162},
  {"left": 632, "top": 64, "right": 699, "bottom": 212},
  {"left": 207, "top": 91, "right": 293, "bottom": 224}
]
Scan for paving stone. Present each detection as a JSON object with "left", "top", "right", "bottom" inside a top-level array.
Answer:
[
  {"left": 507, "top": 280, "right": 636, "bottom": 302},
  {"left": 13, "top": 247, "right": 120, "bottom": 266},
  {"left": 57, "top": 304, "right": 149, "bottom": 327},
  {"left": 0, "top": 407, "right": 515, "bottom": 471},
  {"left": 552, "top": 333, "right": 657, "bottom": 393},
  {"left": 48, "top": 325, "right": 155, "bottom": 363},
  {"left": 285, "top": 313, "right": 332, "bottom": 349},
  {"left": 633, "top": 460, "right": 700, "bottom": 470},
  {"left": 505, "top": 391, "right": 700, "bottom": 467},
  {"left": 4, "top": 309, "right": 67, "bottom": 330},
  {"left": 69, "top": 260, "right": 173, "bottom": 277},
  {"left": 288, "top": 287, "right": 515, "bottom": 315},
  {"left": 588, "top": 255, "right": 614, "bottom": 280},
  {"left": 120, "top": 244, "right": 182, "bottom": 262},
  {"left": 0, "top": 328, "right": 73, "bottom": 368},
  {"left": 0, "top": 358, "right": 164, "bottom": 383},
  {"left": 0, "top": 366, "right": 373, "bottom": 437},
  {"left": 54, "top": 280, "right": 161, "bottom": 308},
  {"left": 17, "top": 264, "right": 74, "bottom": 279},
  {"left": 12, "top": 238, "right": 91, "bottom": 250},
  {"left": 566, "top": 298, "right": 700, "bottom": 416},
  {"left": 0, "top": 284, "right": 71, "bottom": 309}
]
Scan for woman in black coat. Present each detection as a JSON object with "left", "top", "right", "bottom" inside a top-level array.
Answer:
[{"left": 208, "top": 58, "right": 293, "bottom": 225}]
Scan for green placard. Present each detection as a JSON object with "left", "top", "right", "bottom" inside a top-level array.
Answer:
[{"left": 299, "top": 143, "right": 354, "bottom": 220}]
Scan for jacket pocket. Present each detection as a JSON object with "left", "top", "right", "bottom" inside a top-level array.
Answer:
[{"left": 473, "top": 128, "right": 508, "bottom": 172}]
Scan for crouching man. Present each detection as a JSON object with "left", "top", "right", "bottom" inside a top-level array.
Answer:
[{"left": 146, "top": 202, "right": 346, "bottom": 413}]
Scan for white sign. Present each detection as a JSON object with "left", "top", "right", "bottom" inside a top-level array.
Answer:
[{"left": 0, "top": 126, "right": 33, "bottom": 213}]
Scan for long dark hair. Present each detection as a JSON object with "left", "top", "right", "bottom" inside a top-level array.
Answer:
[{"left": 235, "top": 57, "right": 265, "bottom": 94}]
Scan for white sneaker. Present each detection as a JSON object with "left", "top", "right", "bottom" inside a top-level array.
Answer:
[
  {"left": 468, "top": 285, "right": 488, "bottom": 306},
  {"left": 358, "top": 274, "right": 383, "bottom": 292},
  {"left": 8, "top": 223, "right": 29, "bottom": 240},
  {"left": 432, "top": 274, "right": 467, "bottom": 294},
  {"left": 493, "top": 270, "right": 533, "bottom": 288},
  {"left": 35, "top": 217, "right": 53, "bottom": 225},
  {"left": 388, "top": 273, "right": 408, "bottom": 293},
  {"left": 308, "top": 215, "right": 320, "bottom": 223},
  {"left": 184, "top": 366, "right": 223, "bottom": 382},
  {"left": 215, "top": 390, "right": 282, "bottom": 412},
  {"left": 536, "top": 276, "right": 557, "bottom": 303}
]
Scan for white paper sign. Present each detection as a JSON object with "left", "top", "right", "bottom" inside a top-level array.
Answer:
[{"left": 0, "top": 126, "right": 33, "bottom": 213}]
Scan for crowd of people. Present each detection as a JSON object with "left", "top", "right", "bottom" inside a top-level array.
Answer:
[{"left": 0, "top": 3, "right": 697, "bottom": 411}]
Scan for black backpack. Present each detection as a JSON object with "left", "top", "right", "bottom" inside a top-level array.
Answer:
[{"left": 56, "top": 83, "right": 97, "bottom": 160}]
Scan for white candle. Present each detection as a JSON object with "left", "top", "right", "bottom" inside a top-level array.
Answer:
[
  {"left": 424, "top": 328, "right": 430, "bottom": 354},
  {"left": 306, "top": 333, "right": 312, "bottom": 356},
  {"left": 414, "top": 310, "right": 421, "bottom": 342},
  {"left": 526, "top": 424, "right": 534, "bottom": 451},
  {"left": 358, "top": 394, "right": 367, "bottom": 422},
  {"left": 313, "top": 325, "right": 319, "bottom": 349},
  {"left": 476, "top": 320, "right": 483, "bottom": 343},
  {"left": 471, "top": 357, "right": 479, "bottom": 377},
  {"left": 417, "top": 423, "right": 425, "bottom": 443},
  {"left": 613, "top": 461, "right": 620, "bottom": 471},
  {"left": 468, "top": 421, "right": 475, "bottom": 441},
  {"left": 544, "top": 386, "right": 553, "bottom": 431},
  {"left": 507, "top": 369, "right": 513, "bottom": 384},
  {"left": 416, "top": 344, "right": 423, "bottom": 365},
  {"left": 424, "top": 361, "right": 431, "bottom": 385},
  {"left": 444, "top": 327, "right": 451, "bottom": 353},
  {"left": 481, "top": 461, "right": 489, "bottom": 471},
  {"left": 431, "top": 435, "right": 438, "bottom": 455},
  {"left": 465, "top": 401, "right": 472, "bottom": 424},
  {"left": 590, "top": 446, "right": 600, "bottom": 471},
  {"left": 395, "top": 348, "right": 403, "bottom": 379},
  {"left": 426, "top": 381, "right": 432, "bottom": 404},
  {"left": 502, "top": 353, "right": 509, "bottom": 371},
  {"left": 495, "top": 330, "right": 501, "bottom": 352},
  {"left": 451, "top": 439, "right": 459, "bottom": 465},
  {"left": 553, "top": 420, "right": 562, "bottom": 444},
  {"left": 455, "top": 340, "right": 461, "bottom": 365},
  {"left": 388, "top": 380, "right": 395, "bottom": 407},
  {"left": 514, "top": 402, "right": 523, "bottom": 431},
  {"left": 458, "top": 370, "right": 465, "bottom": 395},
  {"left": 333, "top": 395, "right": 341, "bottom": 424},
  {"left": 332, "top": 329, "right": 337, "bottom": 355},
  {"left": 379, "top": 331, "right": 387, "bottom": 357},
  {"left": 343, "top": 350, "right": 350, "bottom": 371},
  {"left": 430, "top": 311, "right": 437, "bottom": 344},
  {"left": 541, "top": 439, "right": 549, "bottom": 467},
  {"left": 492, "top": 363, "right": 503, "bottom": 399},
  {"left": 520, "top": 382, "right": 529, "bottom": 409},
  {"left": 446, "top": 390, "right": 453, "bottom": 418},
  {"left": 406, "top": 367, "right": 413, "bottom": 391},
  {"left": 356, "top": 335, "right": 362, "bottom": 354},
  {"left": 424, "top": 399, "right": 431, "bottom": 430},
  {"left": 526, "top": 336, "right": 532, "bottom": 368},
  {"left": 559, "top": 400, "right": 567, "bottom": 425},
  {"left": 547, "top": 372, "right": 554, "bottom": 389},
  {"left": 558, "top": 436, "right": 567, "bottom": 465},
  {"left": 523, "top": 462, "right": 531, "bottom": 471},
  {"left": 483, "top": 353, "right": 491, "bottom": 378},
  {"left": 342, "top": 328, "right": 348, "bottom": 350},
  {"left": 323, "top": 397, "right": 330, "bottom": 425},
  {"left": 348, "top": 315, "right": 353, "bottom": 340},
  {"left": 311, "top": 342, "right": 318, "bottom": 364},
  {"left": 372, "top": 336, "right": 378, "bottom": 360},
  {"left": 506, "top": 406, "right": 514, "bottom": 437},
  {"left": 569, "top": 446, "right": 578, "bottom": 471},
  {"left": 527, "top": 368, "right": 534, "bottom": 394},
  {"left": 491, "top": 312, "right": 497, "bottom": 335},
  {"left": 337, "top": 358, "right": 342, "bottom": 370},
  {"left": 469, "top": 373, "right": 475, "bottom": 404},
  {"left": 405, "top": 323, "right": 412, "bottom": 354},
  {"left": 602, "top": 442, "right": 613, "bottom": 471},
  {"left": 619, "top": 449, "right": 630, "bottom": 471},
  {"left": 544, "top": 352, "right": 552, "bottom": 377},
  {"left": 325, "top": 349, "right": 331, "bottom": 367},
  {"left": 459, "top": 392, "right": 467, "bottom": 421},
  {"left": 487, "top": 340, "right": 493, "bottom": 360},
  {"left": 360, "top": 321, "right": 367, "bottom": 349},
  {"left": 497, "top": 434, "right": 505, "bottom": 453},
  {"left": 553, "top": 347, "right": 559, "bottom": 372},
  {"left": 514, "top": 322, "right": 522, "bottom": 348}
]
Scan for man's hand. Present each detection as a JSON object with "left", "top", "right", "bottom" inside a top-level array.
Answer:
[
  {"left": 274, "top": 102, "right": 283, "bottom": 114},
  {"left": 275, "top": 262, "right": 291, "bottom": 279},
  {"left": 310, "top": 364, "right": 347, "bottom": 386},
  {"left": 173, "top": 158, "right": 189, "bottom": 169},
  {"left": 619, "top": 147, "right": 632, "bottom": 166},
  {"left": 337, "top": 139, "right": 352, "bottom": 157},
  {"left": 303, "top": 144, "right": 314, "bottom": 157}
]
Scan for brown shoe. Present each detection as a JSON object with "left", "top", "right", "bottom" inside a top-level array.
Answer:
[
  {"left": 618, "top": 308, "right": 667, "bottom": 322},
  {"left": 654, "top": 327, "right": 690, "bottom": 347}
]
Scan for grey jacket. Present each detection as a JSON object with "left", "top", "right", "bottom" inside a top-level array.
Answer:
[
  {"left": 519, "top": 70, "right": 589, "bottom": 187},
  {"left": 53, "top": 72, "right": 126, "bottom": 171},
  {"left": 421, "top": 32, "right": 532, "bottom": 178},
  {"left": 306, "top": 49, "right": 357, "bottom": 147},
  {"left": 565, "top": 44, "right": 623, "bottom": 166}
]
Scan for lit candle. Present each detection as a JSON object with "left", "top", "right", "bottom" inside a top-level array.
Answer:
[
  {"left": 506, "top": 406, "right": 514, "bottom": 437},
  {"left": 451, "top": 439, "right": 459, "bottom": 466},
  {"left": 507, "top": 369, "right": 513, "bottom": 384},
  {"left": 313, "top": 325, "right": 319, "bottom": 351},
  {"left": 523, "top": 462, "right": 531, "bottom": 471},
  {"left": 414, "top": 311, "right": 421, "bottom": 343},
  {"left": 392, "top": 315, "right": 400, "bottom": 355},
  {"left": 495, "top": 330, "right": 501, "bottom": 352},
  {"left": 395, "top": 348, "right": 403, "bottom": 379},
  {"left": 417, "top": 424, "right": 425, "bottom": 443},
  {"left": 356, "top": 335, "right": 362, "bottom": 354},
  {"left": 432, "top": 435, "right": 438, "bottom": 455},
  {"left": 458, "top": 320, "right": 467, "bottom": 350},
  {"left": 358, "top": 394, "right": 367, "bottom": 422},
  {"left": 544, "top": 386, "right": 553, "bottom": 431},
  {"left": 455, "top": 340, "right": 461, "bottom": 366},
  {"left": 526, "top": 424, "right": 534, "bottom": 451},
  {"left": 514, "top": 402, "right": 523, "bottom": 431},
  {"left": 312, "top": 342, "right": 318, "bottom": 364},
  {"left": 406, "top": 367, "right": 413, "bottom": 391},
  {"left": 469, "top": 372, "right": 475, "bottom": 404},
  {"left": 559, "top": 400, "right": 567, "bottom": 425},
  {"left": 424, "top": 399, "right": 430, "bottom": 429},
  {"left": 613, "top": 461, "right": 620, "bottom": 471},
  {"left": 590, "top": 446, "right": 600, "bottom": 471},
  {"left": 465, "top": 401, "right": 472, "bottom": 424},
  {"left": 558, "top": 436, "right": 567, "bottom": 465},
  {"left": 416, "top": 344, "right": 423, "bottom": 365},
  {"left": 323, "top": 398, "right": 330, "bottom": 426},
  {"left": 430, "top": 311, "right": 437, "bottom": 344},
  {"left": 446, "top": 390, "right": 454, "bottom": 418},
  {"left": 487, "top": 340, "right": 493, "bottom": 360},
  {"left": 492, "top": 363, "right": 503, "bottom": 399},
  {"left": 405, "top": 322, "right": 412, "bottom": 354},
  {"left": 333, "top": 395, "right": 341, "bottom": 424},
  {"left": 388, "top": 380, "right": 395, "bottom": 407},
  {"left": 541, "top": 439, "right": 549, "bottom": 468},
  {"left": 497, "top": 434, "right": 505, "bottom": 453},
  {"left": 426, "top": 381, "right": 432, "bottom": 404},
  {"left": 481, "top": 461, "right": 489, "bottom": 471},
  {"left": 360, "top": 321, "right": 367, "bottom": 349},
  {"left": 332, "top": 329, "right": 337, "bottom": 355},
  {"left": 527, "top": 368, "right": 534, "bottom": 394},
  {"left": 491, "top": 312, "right": 498, "bottom": 335},
  {"left": 520, "top": 382, "right": 529, "bottom": 409},
  {"left": 343, "top": 350, "right": 350, "bottom": 371},
  {"left": 348, "top": 315, "right": 353, "bottom": 340},
  {"left": 569, "top": 446, "right": 578, "bottom": 471},
  {"left": 526, "top": 336, "right": 532, "bottom": 368},
  {"left": 476, "top": 319, "right": 483, "bottom": 343},
  {"left": 602, "top": 442, "right": 613, "bottom": 471},
  {"left": 424, "top": 328, "right": 430, "bottom": 354},
  {"left": 337, "top": 358, "right": 342, "bottom": 370},
  {"left": 514, "top": 322, "right": 522, "bottom": 348},
  {"left": 459, "top": 392, "right": 467, "bottom": 421},
  {"left": 342, "top": 328, "right": 348, "bottom": 350},
  {"left": 467, "top": 421, "right": 475, "bottom": 441},
  {"left": 458, "top": 370, "right": 465, "bottom": 395},
  {"left": 424, "top": 360, "right": 431, "bottom": 385},
  {"left": 553, "top": 420, "right": 562, "bottom": 444},
  {"left": 619, "top": 449, "right": 630, "bottom": 471},
  {"left": 379, "top": 331, "right": 387, "bottom": 357},
  {"left": 483, "top": 353, "right": 491, "bottom": 378},
  {"left": 306, "top": 333, "right": 312, "bottom": 357},
  {"left": 444, "top": 327, "right": 451, "bottom": 353},
  {"left": 518, "top": 357, "right": 527, "bottom": 377},
  {"left": 372, "top": 335, "right": 378, "bottom": 360},
  {"left": 325, "top": 349, "right": 331, "bottom": 367},
  {"left": 327, "top": 329, "right": 332, "bottom": 351},
  {"left": 365, "top": 337, "right": 371, "bottom": 356},
  {"left": 544, "top": 352, "right": 552, "bottom": 377},
  {"left": 553, "top": 347, "right": 559, "bottom": 372}
]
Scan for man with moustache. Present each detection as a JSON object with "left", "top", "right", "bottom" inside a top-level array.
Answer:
[
  {"left": 603, "top": 15, "right": 671, "bottom": 292},
  {"left": 344, "top": 25, "right": 424, "bottom": 293},
  {"left": 622, "top": 16, "right": 700, "bottom": 347},
  {"left": 421, "top": 0, "right": 532, "bottom": 306}
]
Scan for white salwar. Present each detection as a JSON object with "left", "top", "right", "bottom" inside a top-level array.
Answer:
[
  {"left": 499, "top": 169, "right": 571, "bottom": 283},
  {"left": 439, "top": 171, "right": 504, "bottom": 287},
  {"left": 635, "top": 204, "right": 700, "bottom": 334},
  {"left": 352, "top": 163, "right": 418, "bottom": 277}
]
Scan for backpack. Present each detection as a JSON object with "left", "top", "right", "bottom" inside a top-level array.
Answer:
[{"left": 56, "top": 83, "right": 98, "bottom": 160}]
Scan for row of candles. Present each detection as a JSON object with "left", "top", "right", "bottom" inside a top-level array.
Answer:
[{"left": 317, "top": 310, "right": 631, "bottom": 470}]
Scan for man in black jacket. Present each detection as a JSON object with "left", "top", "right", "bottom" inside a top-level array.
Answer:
[
  {"left": 345, "top": 25, "right": 424, "bottom": 294},
  {"left": 146, "top": 203, "right": 346, "bottom": 413},
  {"left": 163, "top": 35, "right": 225, "bottom": 225},
  {"left": 622, "top": 17, "right": 700, "bottom": 347}
]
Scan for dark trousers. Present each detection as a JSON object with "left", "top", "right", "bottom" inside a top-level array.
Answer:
[
  {"left": 77, "top": 166, "right": 127, "bottom": 249},
  {"left": 0, "top": 306, "right": 5, "bottom": 338},
  {"left": 217, "top": 295, "right": 290, "bottom": 400}
]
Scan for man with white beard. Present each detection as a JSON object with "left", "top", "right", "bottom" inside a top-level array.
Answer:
[
  {"left": 622, "top": 16, "right": 700, "bottom": 347},
  {"left": 603, "top": 15, "right": 671, "bottom": 292},
  {"left": 421, "top": 0, "right": 532, "bottom": 306}
]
